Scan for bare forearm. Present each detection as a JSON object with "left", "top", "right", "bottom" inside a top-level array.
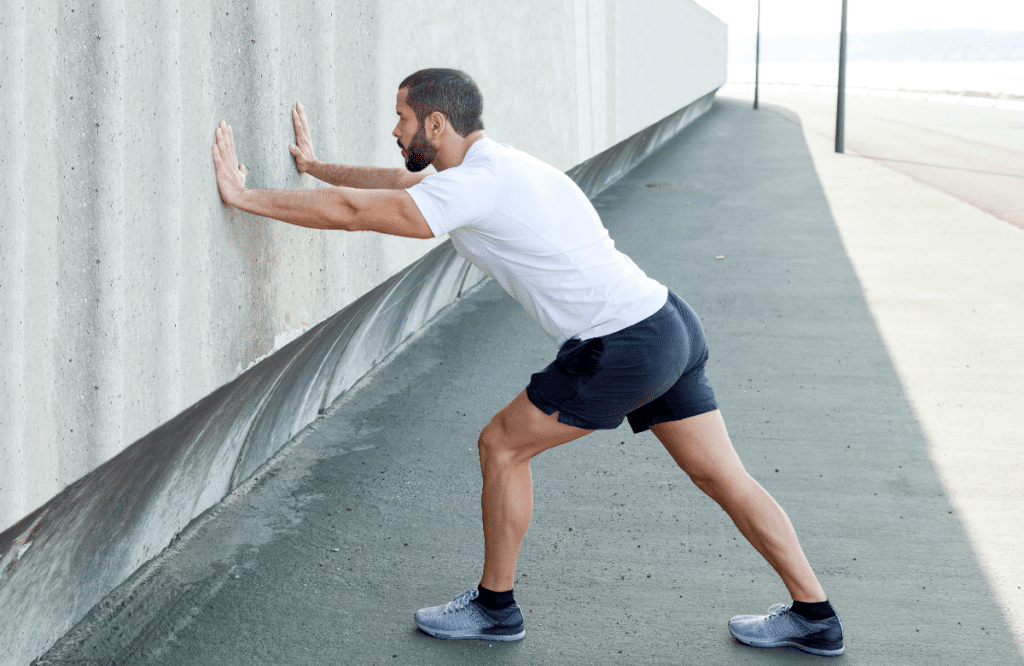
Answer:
[
  {"left": 232, "top": 187, "right": 352, "bottom": 230},
  {"left": 305, "top": 160, "right": 427, "bottom": 189}
]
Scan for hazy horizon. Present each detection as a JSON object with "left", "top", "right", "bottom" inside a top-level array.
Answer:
[{"left": 729, "top": 28, "right": 1024, "bottom": 64}]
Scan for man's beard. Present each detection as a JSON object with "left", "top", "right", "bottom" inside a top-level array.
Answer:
[{"left": 400, "top": 123, "right": 438, "bottom": 172}]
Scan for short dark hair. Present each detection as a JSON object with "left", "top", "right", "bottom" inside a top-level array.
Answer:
[{"left": 399, "top": 68, "right": 484, "bottom": 137}]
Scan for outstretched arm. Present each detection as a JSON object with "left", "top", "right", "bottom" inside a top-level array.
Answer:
[
  {"left": 289, "top": 102, "right": 429, "bottom": 190},
  {"left": 213, "top": 121, "right": 434, "bottom": 239}
]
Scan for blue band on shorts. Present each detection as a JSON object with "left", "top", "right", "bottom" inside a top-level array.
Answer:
[{"left": 526, "top": 290, "right": 718, "bottom": 433}]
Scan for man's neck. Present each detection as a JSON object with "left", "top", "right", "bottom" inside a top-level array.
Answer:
[{"left": 433, "top": 131, "right": 487, "bottom": 171}]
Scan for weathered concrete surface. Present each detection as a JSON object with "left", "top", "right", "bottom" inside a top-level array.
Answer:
[
  {"left": 0, "top": 240, "right": 486, "bottom": 666},
  {"left": 34, "top": 98, "right": 1024, "bottom": 665},
  {"left": 0, "top": 0, "right": 727, "bottom": 535}
]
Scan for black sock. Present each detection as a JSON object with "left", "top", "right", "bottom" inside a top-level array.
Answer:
[
  {"left": 790, "top": 599, "right": 836, "bottom": 621},
  {"left": 476, "top": 584, "right": 516, "bottom": 610}
]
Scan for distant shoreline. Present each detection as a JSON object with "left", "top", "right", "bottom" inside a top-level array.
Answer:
[
  {"left": 726, "top": 61, "right": 1024, "bottom": 99},
  {"left": 729, "top": 29, "right": 1024, "bottom": 64},
  {"left": 721, "top": 83, "right": 1024, "bottom": 112},
  {"left": 726, "top": 81, "right": 1024, "bottom": 102}
]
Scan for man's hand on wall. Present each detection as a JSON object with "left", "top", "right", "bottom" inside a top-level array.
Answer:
[
  {"left": 212, "top": 121, "right": 248, "bottom": 207},
  {"left": 289, "top": 102, "right": 317, "bottom": 173}
]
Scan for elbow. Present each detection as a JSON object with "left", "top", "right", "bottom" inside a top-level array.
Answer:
[
  {"left": 331, "top": 212, "right": 355, "bottom": 232},
  {"left": 326, "top": 191, "right": 357, "bottom": 231}
]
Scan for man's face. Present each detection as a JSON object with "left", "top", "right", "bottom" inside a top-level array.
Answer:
[{"left": 393, "top": 88, "right": 438, "bottom": 172}]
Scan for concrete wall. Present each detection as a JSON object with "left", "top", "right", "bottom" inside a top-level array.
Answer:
[
  {"left": 615, "top": 0, "right": 727, "bottom": 140},
  {"left": 0, "top": 2, "right": 724, "bottom": 663}
]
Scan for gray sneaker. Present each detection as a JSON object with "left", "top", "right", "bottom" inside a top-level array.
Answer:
[
  {"left": 729, "top": 603, "right": 844, "bottom": 656},
  {"left": 415, "top": 588, "right": 526, "bottom": 641}
]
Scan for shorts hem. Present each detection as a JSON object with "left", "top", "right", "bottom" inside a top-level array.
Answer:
[
  {"left": 555, "top": 409, "right": 623, "bottom": 431},
  {"left": 526, "top": 386, "right": 624, "bottom": 431},
  {"left": 628, "top": 400, "right": 719, "bottom": 434}
]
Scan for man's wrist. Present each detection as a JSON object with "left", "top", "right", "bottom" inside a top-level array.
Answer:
[{"left": 229, "top": 187, "right": 251, "bottom": 210}]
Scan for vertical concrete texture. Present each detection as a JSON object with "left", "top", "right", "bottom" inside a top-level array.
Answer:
[
  {"left": 0, "top": 2, "right": 724, "bottom": 663},
  {"left": 1, "top": 0, "right": 401, "bottom": 535},
  {"left": 614, "top": 0, "right": 726, "bottom": 140}
]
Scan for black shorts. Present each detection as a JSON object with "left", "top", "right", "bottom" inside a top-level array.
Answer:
[{"left": 526, "top": 290, "right": 718, "bottom": 433}]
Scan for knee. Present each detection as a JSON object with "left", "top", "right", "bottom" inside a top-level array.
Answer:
[
  {"left": 689, "top": 469, "right": 754, "bottom": 505},
  {"left": 478, "top": 418, "right": 530, "bottom": 469},
  {"left": 688, "top": 472, "right": 721, "bottom": 500},
  {"left": 478, "top": 420, "right": 512, "bottom": 467}
]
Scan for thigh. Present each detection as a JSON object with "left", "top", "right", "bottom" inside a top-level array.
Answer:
[
  {"left": 649, "top": 410, "right": 749, "bottom": 486},
  {"left": 483, "top": 389, "right": 595, "bottom": 462}
]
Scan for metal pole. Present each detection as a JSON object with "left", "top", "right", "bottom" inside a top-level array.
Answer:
[
  {"left": 835, "top": 0, "right": 848, "bottom": 152},
  {"left": 754, "top": 0, "right": 761, "bottom": 110}
]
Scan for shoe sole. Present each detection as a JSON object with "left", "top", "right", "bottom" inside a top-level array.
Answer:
[
  {"left": 417, "top": 622, "right": 524, "bottom": 639},
  {"left": 729, "top": 629, "right": 844, "bottom": 657}
]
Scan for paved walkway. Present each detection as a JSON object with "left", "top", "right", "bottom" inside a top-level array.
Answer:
[
  {"left": 728, "top": 83, "right": 1024, "bottom": 230},
  {"left": 36, "top": 96, "right": 1024, "bottom": 665}
]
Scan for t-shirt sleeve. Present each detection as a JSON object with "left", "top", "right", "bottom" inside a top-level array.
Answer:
[{"left": 406, "top": 165, "right": 498, "bottom": 237}]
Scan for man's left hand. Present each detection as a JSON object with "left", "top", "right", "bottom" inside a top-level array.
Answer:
[{"left": 213, "top": 121, "right": 248, "bottom": 206}]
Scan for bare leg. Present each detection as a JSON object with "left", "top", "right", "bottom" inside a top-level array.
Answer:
[
  {"left": 477, "top": 390, "right": 593, "bottom": 591},
  {"left": 650, "top": 410, "right": 827, "bottom": 602}
]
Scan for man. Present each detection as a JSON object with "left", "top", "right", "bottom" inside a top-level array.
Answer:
[{"left": 213, "top": 68, "right": 844, "bottom": 656}]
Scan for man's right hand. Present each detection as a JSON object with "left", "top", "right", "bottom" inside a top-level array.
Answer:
[{"left": 289, "top": 102, "right": 316, "bottom": 173}]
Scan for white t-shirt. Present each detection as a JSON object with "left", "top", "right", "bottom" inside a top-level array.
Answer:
[{"left": 407, "top": 137, "right": 668, "bottom": 346}]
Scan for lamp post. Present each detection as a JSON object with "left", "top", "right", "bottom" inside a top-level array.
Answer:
[
  {"left": 835, "top": 0, "right": 848, "bottom": 152},
  {"left": 754, "top": 0, "right": 762, "bottom": 110}
]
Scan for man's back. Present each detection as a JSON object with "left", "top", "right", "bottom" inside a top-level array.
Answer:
[{"left": 408, "top": 138, "right": 667, "bottom": 345}]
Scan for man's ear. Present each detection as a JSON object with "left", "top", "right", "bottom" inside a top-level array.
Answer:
[{"left": 425, "top": 110, "right": 447, "bottom": 140}]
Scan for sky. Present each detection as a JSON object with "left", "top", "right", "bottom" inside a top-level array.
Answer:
[{"left": 692, "top": 0, "right": 1024, "bottom": 36}]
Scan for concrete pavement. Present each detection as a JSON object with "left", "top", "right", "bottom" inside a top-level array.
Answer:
[
  {"left": 726, "top": 84, "right": 1024, "bottom": 230},
  {"left": 34, "top": 96, "right": 1024, "bottom": 665}
]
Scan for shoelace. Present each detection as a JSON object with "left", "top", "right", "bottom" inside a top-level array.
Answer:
[
  {"left": 441, "top": 590, "right": 478, "bottom": 615},
  {"left": 765, "top": 603, "right": 791, "bottom": 620}
]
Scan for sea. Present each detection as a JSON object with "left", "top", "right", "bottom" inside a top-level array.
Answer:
[{"left": 727, "top": 61, "right": 1024, "bottom": 97}]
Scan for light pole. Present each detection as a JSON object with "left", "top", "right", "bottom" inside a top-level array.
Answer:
[
  {"left": 754, "top": 0, "right": 762, "bottom": 110},
  {"left": 835, "top": 0, "right": 848, "bottom": 152}
]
